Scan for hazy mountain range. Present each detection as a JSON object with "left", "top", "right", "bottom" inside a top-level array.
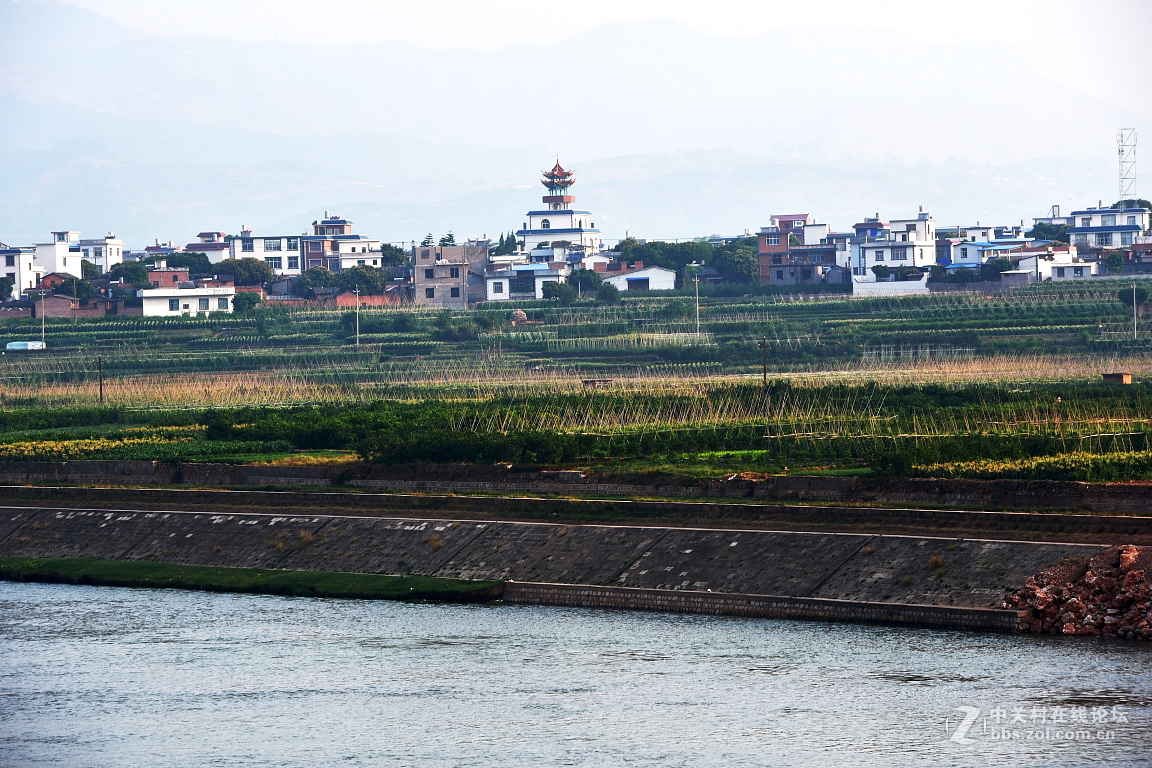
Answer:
[{"left": 0, "top": 0, "right": 1134, "bottom": 248}]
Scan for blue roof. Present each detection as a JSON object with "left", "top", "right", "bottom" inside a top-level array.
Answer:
[
  {"left": 1067, "top": 225, "right": 1141, "bottom": 233},
  {"left": 1071, "top": 208, "right": 1149, "bottom": 215},
  {"left": 527, "top": 209, "right": 592, "bottom": 216},
  {"left": 516, "top": 228, "right": 600, "bottom": 236}
]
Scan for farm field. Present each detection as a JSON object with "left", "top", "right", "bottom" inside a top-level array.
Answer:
[{"left": 1, "top": 281, "right": 1151, "bottom": 482}]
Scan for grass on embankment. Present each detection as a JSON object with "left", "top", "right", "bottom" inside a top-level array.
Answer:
[{"left": 0, "top": 557, "right": 503, "bottom": 602}]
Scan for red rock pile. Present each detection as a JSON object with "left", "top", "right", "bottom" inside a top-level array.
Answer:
[{"left": 1003, "top": 545, "right": 1151, "bottom": 640}]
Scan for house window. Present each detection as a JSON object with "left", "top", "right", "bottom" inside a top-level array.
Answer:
[
  {"left": 1073, "top": 267, "right": 1084, "bottom": 277},
  {"left": 93, "top": 247, "right": 103, "bottom": 259},
  {"left": 183, "top": 304, "right": 190, "bottom": 310},
  {"left": 874, "top": 250, "right": 885, "bottom": 261},
  {"left": 424, "top": 288, "right": 435, "bottom": 298},
  {"left": 308, "top": 241, "right": 322, "bottom": 252},
  {"left": 1122, "top": 232, "right": 1134, "bottom": 245},
  {"left": 218, "top": 298, "right": 229, "bottom": 310},
  {"left": 1095, "top": 233, "right": 1112, "bottom": 247},
  {"left": 1056, "top": 267, "right": 1065, "bottom": 278},
  {"left": 1102, "top": 214, "right": 1116, "bottom": 227},
  {"left": 450, "top": 287, "right": 460, "bottom": 298},
  {"left": 836, "top": 241, "right": 846, "bottom": 250},
  {"left": 308, "top": 259, "right": 322, "bottom": 268},
  {"left": 776, "top": 270, "right": 784, "bottom": 281},
  {"left": 168, "top": 299, "right": 179, "bottom": 311},
  {"left": 626, "top": 278, "right": 649, "bottom": 291},
  {"left": 4, "top": 255, "right": 13, "bottom": 267},
  {"left": 5, "top": 273, "right": 12, "bottom": 280},
  {"left": 287, "top": 238, "right": 299, "bottom": 250},
  {"left": 541, "top": 219, "right": 551, "bottom": 229},
  {"left": 450, "top": 267, "right": 460, "bottom": 278},
  {"left": 765, "top": 234, "right": 780, "bottom": 246},
  {"left": 421, "top": 249, "right": 430, "bottom": 259},
  {"left": 198, "top": 298, "right": 210, "bottom": 310},
  {"left": 287, "top": 256, "right": 299, "bottom": 270},
  {"left": 1074, "top": 234, "right": 1088, "bottom": 245},
  {"left": 242, "top": 239, "right": 254, "bottom": 252},
  {"left": 492, "top": 281, "right": 504, "bottom": 294},
  {"left": 171, "top": 274, "right": 179, "bottom": 283},
  {"left": 264, "top": 238, "right": 282, "bottom": 251},
  {"left": 801, "top": 268, "right": 812, "bottom": 280},
  {"left": 892, "top": 248, "right": 908, "bottom": 261},
  {"left": 1128, "top": 216, "right": 1137, "bottom": 226},
  {"left": 1081, "top": 218, "right": 1091, "bottom": 227},
  {"left": 357, "top": 260, "right": 365, "bottom": 266},
  {"left": 424, "top": 268, "right": 434, "bottom": 279},
  {"left": 772, "top": 255, "right": 782, "bottom": 264},
  {"left": 265, "top": 257, "right": 283, "bottom": 270},
  {"left": 55, "top": 233, "right": 66, "bottom": 242}
]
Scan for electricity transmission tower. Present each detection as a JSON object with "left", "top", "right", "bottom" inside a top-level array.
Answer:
[{"left": 1118, "top": 128, "right": 1137, "bottom": 200}]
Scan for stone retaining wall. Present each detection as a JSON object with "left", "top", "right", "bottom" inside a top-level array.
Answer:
[
  {"left": 503, "top": 582, "right": 1029, "bottom": 633},
  {"left": 3, "top": 460, "right": 1152, "bottom": 513}
]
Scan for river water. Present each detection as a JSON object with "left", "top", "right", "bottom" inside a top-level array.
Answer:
[{"left": 1, "top": 583, "right": 1149, "bottom": 767}]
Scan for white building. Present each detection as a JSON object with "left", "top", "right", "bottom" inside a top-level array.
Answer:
[
  {"left": 0, "top": 245, "right": 42, "bottom": 298},
  {"left": 227, "top": 213, "right": 383, "bottom": 276},
  {"left": 856, "top": 210, "right": 936, "bottom": 280},
  {"left": 1011, "top": 245, "right": 1100, "bottom": 281},
  {"left": 33, "top": 230, "right": 123, "bottom": 276},
  {"left": 78, "top": 233, "right": 124, "bottom": 272},
  {"left": 602, "top": 266, "right": 677, "bottom": 292},
  {"left": 484, "top": 264, "right": 568, "bottom": 301},
  {"left": 516, "top": 162, "right": 602, "bottom": 253},
  {"left": 136, "top": 285, "right": 236, "bottom": 316},
  {"left": 1067, "top": 204, "right": 1151, "bottom": 249}
]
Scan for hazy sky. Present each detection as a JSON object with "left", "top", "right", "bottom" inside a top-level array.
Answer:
[{"left": 56, "top": 0, "right": 1152, "bottom": 117}]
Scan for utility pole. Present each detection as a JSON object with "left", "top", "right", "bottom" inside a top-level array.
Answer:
[
  {"left": 694, "top": 269, "right": 701, "bottom": 335},
  {"left": 39, "top": 291, "right": 46, "bottom": 345},
  {"left": 759, "top": 337, "right": 768, "bottom": 388},
  {"left": 97, "top": 356, "right": 104, "bottom": 405},
  {"left": 354, "top": 285, "right": 361, "bottom": 346},
  {"left": 1134, "top": 281, "right": 1138, "bottom": 340}
]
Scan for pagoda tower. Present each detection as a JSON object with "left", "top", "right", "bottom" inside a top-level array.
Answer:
[{"left": 516, "top": 161, "right": 601, "bottom": 256}]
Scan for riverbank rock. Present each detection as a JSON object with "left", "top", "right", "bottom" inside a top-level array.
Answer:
[{"left": 1003, "top": 545, "right": 1151, "bottom": 640}]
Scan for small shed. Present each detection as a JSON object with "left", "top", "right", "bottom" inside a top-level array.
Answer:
[{"left": 1102, "top": 372, "right": 1133, "bottom": 385}]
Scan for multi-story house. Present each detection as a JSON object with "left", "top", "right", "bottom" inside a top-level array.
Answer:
[
  {"left": 186, "top": 232, "right": 230, "bottom": 263},
  {"left": 413, "top": 244, "right": 490, "bottom": 309},
  {"left": 1067, "top": 204, "right": 1151, "bottom": 250},
  {"left": 855, "top": 210, "right": 936, "bottom": 280},
  {"left": 757, "top": 213, "right": 814, "bottom": 283},
  {"left": 484, "top": 263, "right": 569, "bottom": 302},
  {"left": 227, "top": 213, "right": 382, "bottom": 277},
  {"left": 0, "top": 245, "right": 41, "bottom": 298}
]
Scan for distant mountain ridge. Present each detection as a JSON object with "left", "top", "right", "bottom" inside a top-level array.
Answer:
[{"left": 0, "top": 1, "right": 1127, "bottom": 247}]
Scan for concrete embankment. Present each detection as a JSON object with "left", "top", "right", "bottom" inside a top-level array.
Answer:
[
  {"left": 5, "top": 459, "right": 1152, "bottom": 514},
  {"left": 0, "top": 506, "right": 1109, "bottom": 632},
  {"left": 0, "top": 485, "right": 1147, "bottom": 544}
]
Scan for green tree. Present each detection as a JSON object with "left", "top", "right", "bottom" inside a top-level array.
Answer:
[
  {"left": 81, "top": 260, "right": 100, "bottom": 279},
  {"left": 1106, "top": 251, "right": 1126, "bottom": 274},
  {"left": 871, "top": 265, "right": 891, "bottom": 281},
  {"left": 293, "top": 266, "right": 336, "bottom": 297},
  {"left": 438, "top": 232, "right": 457, "bottom": 246},
  {"left": 420, "top": 233, "right": 435, "bottom": 247},
  {"left": 1117, "top": 286, "right": 1149, "bottom": 307},
  {"left": 0, "top": 276, "right": 14, "bottom": 301},
  {"left": 143, "top": 252, "right": 213, "bottom": 275},
  {"left": 596, "top": 282, "right": 621, "bottom": 305},
  {"left": 1026, "top": 222, "right": 1070, "bottom": 243},
  {"left": 217, "top": 258, "right": 274, "bottom": 286},
  {"left": 379, "top": 244, "right": 410, "bottom": 267},
  {"left": 542, "top": 281, "right": 578, "bottom": 305},
  {"left": 1113, "top": 199, "right": 1152, "bottom": 211},
  {"left": 615, "top": 236, "right": 640, "bottom": 253},
  {"left": 231, "top": 292, "right": 262, "bottom": 314},
  {"left": 568, "top": 268, "right": 603, "bottom": 295},
  {"left": 107, "top": 261, "right": 148, "bottom": 285},
  {"left": 334, "top": 265, "right": 390, "bottom": 294},
  {"left": 659, "top": 298, "right": 691, "bottom": 320},
  {"left": 711, "top": 245, "right": 759, "bottom": 283},
  {"left": 59, "top": 277, "right": 96, "bottom": 300}
]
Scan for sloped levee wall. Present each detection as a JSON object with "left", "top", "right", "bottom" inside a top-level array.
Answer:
[
  {"left": 0, "top": 507, "right": 1104, "bottom": 621},
  {"left": 502, "top": 583, "right": 1029, "bottom": 633},
  {"left": 3, "top": 460, "right": 1152, "bottom": 513}
]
